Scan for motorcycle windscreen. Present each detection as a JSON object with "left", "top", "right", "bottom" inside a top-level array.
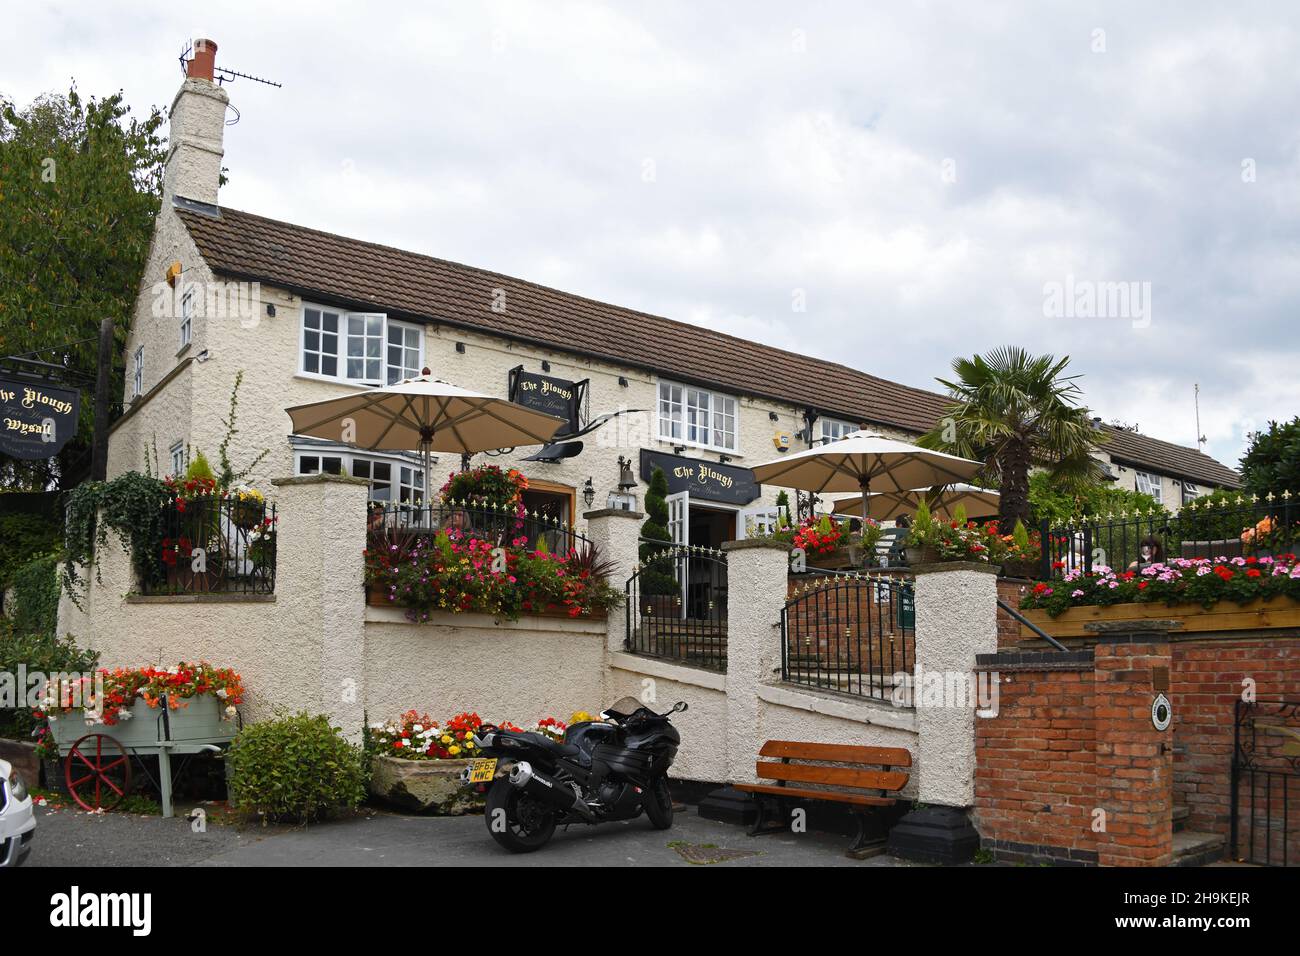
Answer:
[{"left": 604, "top": 697, "right": 644, "bottom": 719}]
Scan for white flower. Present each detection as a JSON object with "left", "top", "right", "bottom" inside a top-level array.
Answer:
[
  {"left": 225, "top": 705, "right": 238, "bottom": 719},
  {"left": 216, "top": 688, "right": 228, "bottom": 699},
  {"left": 413, "top": 724, "right": 424, "bottom": 733}
]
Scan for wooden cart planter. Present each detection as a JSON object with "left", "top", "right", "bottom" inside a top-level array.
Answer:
[
  {"left": 1020, "top": 595, "right": 1300, "bottom": 639},
  {"left": 47, "top": 694, "right": 238, "bottom": 817}
]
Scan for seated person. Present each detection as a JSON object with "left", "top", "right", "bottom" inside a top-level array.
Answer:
[{"left": 1128, "top": 536, "right": 1165, "bottom": 570}]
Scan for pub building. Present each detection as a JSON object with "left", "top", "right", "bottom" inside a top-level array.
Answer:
[{"left": 106, "top": 39, "right": 1242, "bottom": 578}]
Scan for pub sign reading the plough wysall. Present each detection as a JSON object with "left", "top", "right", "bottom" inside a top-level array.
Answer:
[{"left": 0, "top": 378, "right": 80, "bottom": 459}]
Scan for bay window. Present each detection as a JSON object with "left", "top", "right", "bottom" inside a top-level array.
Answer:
[
  {"left": 295, "top": 450, "right": 425, "bottom": 505},
  {"left": 658, "top": 380, "right": 738, "bottom": 452},
  {"left": 301, "top": 305, "right": 423, "bottom": 386}
]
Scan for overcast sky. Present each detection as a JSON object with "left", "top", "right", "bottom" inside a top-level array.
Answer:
[{"left": 6, "top": 1, "right": 1298, "bottom": 470}]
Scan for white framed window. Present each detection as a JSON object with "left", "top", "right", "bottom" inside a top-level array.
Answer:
[
  {"left": 132, "top": 346, "right": 144, "bottom": 398},
  {"left": 819, "top": 417, "right": 856, "bottom": 444},
  {"left": 1181, "top": 482, "right": 1200, "bottom": 505},
  {"left": 294, "top": 450, "right": 424, "bottom": 505},
  {"left": 657, "top": 380, "right": 738, "bottom": 452},
  {"left": 1135, "top": 470, "right": 1163, "bottom": 504},
  {"left": 300, "top": 305, "right": 422, "bottom": 386},
  {"left": 179, "top": 285, "right": 195, "bottom": 349},
  {"left": 169, "top": 441, "right": 186, "bottom": 477}
]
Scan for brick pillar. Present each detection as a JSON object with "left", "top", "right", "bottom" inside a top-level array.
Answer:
[
  {"left": 270, "top": 473, "right": 370, "bottom": 742},
  {"left": 1089, "top": 621, "right": 1177, "bottom": 867},
  {"left": 582, "top": 508, "right": 644, "bottom": 656},
  {"left": 720, "top": 538, "right": 792, "bottom": 784}
]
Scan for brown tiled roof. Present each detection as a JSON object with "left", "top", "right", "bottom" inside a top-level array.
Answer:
[
  {"left": 1099, "top": 425, "right": 1241, "bottom": 489},
  {"left": 176, "top": 203, "right": 1242, "bottom": 488},
  {"left": 177, "top": 204, "right": 953, "bottom": 433}
]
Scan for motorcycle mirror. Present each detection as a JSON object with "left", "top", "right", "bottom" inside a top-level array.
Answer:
[{"left": 673, "top": 701, "right": 688, "bottom": 713}]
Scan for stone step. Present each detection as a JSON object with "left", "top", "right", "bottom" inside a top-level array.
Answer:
[
  {"left": 1172, "top": 830, "right": 1226, "bottom": 867},
  {"left": 1173, "top": 804, "right": 1190, "bottom": 833}
]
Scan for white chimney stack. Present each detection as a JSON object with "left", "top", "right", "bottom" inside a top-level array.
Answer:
[{"left": 163, "top": 38, "right": 228, "bottom": 205}]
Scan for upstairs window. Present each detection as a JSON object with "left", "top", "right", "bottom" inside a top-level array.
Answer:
[
  {"left": 819, "top": 417, "right": 856, "bottom": 444},
  {"left": 658, "top": 381, "right": 737, "bottom": 452},
  {"left": 1135, "top": 470, "right": 1163, "bottom": 504},
  {"left": 301, "top": 305, "right": 422, "bottom": 386},
  {"left": 1181, "top": 482, "right": 1200, "bottom": 505},
  {"left": 179, "top": 286, "right": 195, "bottom": 349},
  {"left": 132, "top": 346, "right": 144, "bottom": 398}
]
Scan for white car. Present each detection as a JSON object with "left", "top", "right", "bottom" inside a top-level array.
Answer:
[{"left": 0, "top": 757, "right": 35, "bottom": 866}]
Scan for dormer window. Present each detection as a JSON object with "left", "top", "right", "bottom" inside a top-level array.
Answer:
[{"left": 301, "top": 304, "right": 423, "bottom": 386}]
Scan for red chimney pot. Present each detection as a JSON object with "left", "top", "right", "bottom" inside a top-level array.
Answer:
[{"left": 188, "top": 38, "right": 218, "bottom": 81}]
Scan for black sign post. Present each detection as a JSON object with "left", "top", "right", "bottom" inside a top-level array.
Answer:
[
  {"left": 508, "top": 367, "right": 586, "bottom": 436},
  {"left": 0, "top": 378, "right": 80, "bottom": 460},
  {"left": 639, "top": 449, "right": 760, "bottom": 505}
]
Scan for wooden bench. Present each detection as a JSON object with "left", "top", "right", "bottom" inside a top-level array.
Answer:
[{"left": 733, "top": 740, "right": 912, "bottom": 858}]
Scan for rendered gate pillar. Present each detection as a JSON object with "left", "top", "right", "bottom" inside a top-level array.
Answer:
[
  {"left": 888, "top": 561, "right": 999, "bottom": 864},
  {"left": 271, "top": 474, "right": 371, "bottom": 743},
  {"left": 697, "top": 538, "right": 791, "bottom": 825},
  {"left": 582, "top": 508, "right": 644, "bottom": 657}
]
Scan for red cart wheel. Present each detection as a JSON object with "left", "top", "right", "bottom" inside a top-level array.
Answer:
[{"left": 65, "top": 733, "right": 132, "bottom": 812}]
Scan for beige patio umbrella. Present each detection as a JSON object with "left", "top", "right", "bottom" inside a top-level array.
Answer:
[
  {"left": 750, "top": 430, "right": 982, "bottom": 525},
  {"left": 285, "top": 372, "right": 566, "bottom": 506},
  {"left": 831, "top": 484, "right": 1000, "bottom": 522}
]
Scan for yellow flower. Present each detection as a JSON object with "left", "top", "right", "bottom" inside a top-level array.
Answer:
[
  {"left": 448, "top": 745, "right": 461, "bottom": 756},
  {"left": 441, "top": 734, "right": 452, "bottom": 744}
]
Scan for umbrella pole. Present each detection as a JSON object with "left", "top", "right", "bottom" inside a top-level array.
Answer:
[
  {"left": 420, "top": 434, "right": 433, "bottom": 516},
  {"left": 860, "top": 474, "right": 871, "bottom": 526}
]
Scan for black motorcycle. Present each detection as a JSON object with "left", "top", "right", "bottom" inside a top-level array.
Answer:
[{"left": 462, "top": 698, "right": 687, "bottom": 853}]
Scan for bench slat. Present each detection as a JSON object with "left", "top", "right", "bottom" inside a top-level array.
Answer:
[
  {"left": 757, "top": 740, "right": 912, "bottom": 767},
  {"left": 734, "top": 783, "right": 895, "bottom": 806},
  {"left": 755, "top": 761, "right": 908, "bottom": 792}
]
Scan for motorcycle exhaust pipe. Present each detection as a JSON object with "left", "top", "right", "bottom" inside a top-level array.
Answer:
[{"left": 508, "top": 761, "right": 595, "bottom": 822}]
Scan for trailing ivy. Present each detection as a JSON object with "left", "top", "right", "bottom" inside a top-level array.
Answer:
[{"left": 62, "top": 471, "right": 170, "bottom": 605}]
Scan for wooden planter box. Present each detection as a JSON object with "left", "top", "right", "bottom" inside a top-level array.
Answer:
[
  {"left": 368, "top": 755, "right": 485, "bottom": 814},
  {"left": 47, "top": 694, "right": 237, "bottom": 752},
  {"left": 366, "top": 587, "right": 606, "bottom": 620},
  {"left": 1020, "top": 595, "right": 1300, "bottom": 639}
]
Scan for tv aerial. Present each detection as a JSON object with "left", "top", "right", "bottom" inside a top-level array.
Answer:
[{"left": 178, "top": 40, "right": 282, "bottom": 126}]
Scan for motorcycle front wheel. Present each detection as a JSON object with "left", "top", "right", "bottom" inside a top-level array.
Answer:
[
  {"left": 643, "top": 774, "right": 674, "bottom": 830},
  {"left": 484, "top": 778, "right": 558, "bottom": 853}
]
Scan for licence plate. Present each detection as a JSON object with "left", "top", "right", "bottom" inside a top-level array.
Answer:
[{"left": 467, "top": 758, "right": 498, "bottom": 783}]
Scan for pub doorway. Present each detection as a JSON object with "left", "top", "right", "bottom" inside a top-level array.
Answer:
[{"left": 520, "top": 480, "right": 575, "bottom": 551}]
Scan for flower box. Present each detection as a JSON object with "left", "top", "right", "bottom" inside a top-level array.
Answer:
[
  {"left": 368, "top": 755, "right": 486, "bottom": 814},
  {"left": 1019, "top": 595, "right": 1300, "bottom": 639},
  {"left": 46, "top": 694, "right": 238, "bottom": 751}
]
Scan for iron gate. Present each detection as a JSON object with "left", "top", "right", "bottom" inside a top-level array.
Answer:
[
  {"left": 624, "top": 544, "right": 728, "bottom": 671},
  {"left": 1231, "top": 698, "right": 1300, "bottom": 866}
]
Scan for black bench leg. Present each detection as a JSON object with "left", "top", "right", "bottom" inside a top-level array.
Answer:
[
  {"left": 747, "top": 795, "right": 790, "bottom": 837},
  {"left": 846, "top": 810, "right": 888, "bottom": 860}
]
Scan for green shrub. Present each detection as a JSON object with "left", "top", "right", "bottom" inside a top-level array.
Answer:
[
  {"left": 0, "top": 510, "right": 61, "bottom": 592},
  {"left": 227, "top": 712, "right": 366, "bottom": 822},
  {"left": 0, "top": 621, "right": 99, "bottom": 739},
  {"left": 9, "top": 554, "right": 61, "bottom": 637},
  {"left": 638, "top": 466, "right": 677, "bottom": 595}
]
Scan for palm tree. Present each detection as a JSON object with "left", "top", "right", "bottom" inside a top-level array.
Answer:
[{"left": 918, "top": 347, "right": 1106, "bottom": 526}]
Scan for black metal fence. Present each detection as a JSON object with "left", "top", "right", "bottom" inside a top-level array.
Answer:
[
  {"left": 1231, "top": 698, "right": 1300, "bottom": 867},
  {"left": 624, "top": 544, "right": 728, "bottom": 671},
  {"left": 1039, "top": 492, "right": 1299, "bottom": 578},
  {"left": 367, "top": 501, "right": 590, "bottom": 554},
  {"left": 781, "top": 573, "right": 915, "bottom": 701},
  {"left": 142, "top": 497, "right": 277, "bottom": 595}
]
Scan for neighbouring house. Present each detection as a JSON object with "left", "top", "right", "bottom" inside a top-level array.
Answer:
[{"left": 1091, "top": 421, "right": 1241, "bottom": 510}]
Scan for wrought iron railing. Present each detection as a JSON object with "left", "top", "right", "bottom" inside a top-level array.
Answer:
[
  {"left": 780, "top": 573, "right": 914, "bottom": 701},
  {"left": 367, "top": 501, "right": 590, "bottom": 554},
  {"left": 141, "top": 497, "right": 277, "bottom": 595},
  {"left": 624, "top": 543, "right": 728, "bottom": 672},
  {"left": 1038, "top": 491, "right": 1299, "bottom": 579},
  {"left": 1231, "top": 698, "right": 1300, "bottom": 867}
]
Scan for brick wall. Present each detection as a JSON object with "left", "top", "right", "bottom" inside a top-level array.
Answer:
[
  {"left": 973, "top": 639, "right": 1176, "bottom": 866},
  {"left": 996, "top": 577, "right": 1031, "bottom": 649},
  {"left": 973, "top": 652, "right": 1098, "bottom": 864}
]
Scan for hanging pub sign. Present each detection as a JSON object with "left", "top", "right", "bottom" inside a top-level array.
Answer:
[
  {"left": 639, "top": 449, "right": 760, "bottom": 505},
  {"left": 508, "top": 367, "right": 586, "bottom": 437},
  {"left": 0, "top": 378, "right": 80, "bottom": 460}
]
